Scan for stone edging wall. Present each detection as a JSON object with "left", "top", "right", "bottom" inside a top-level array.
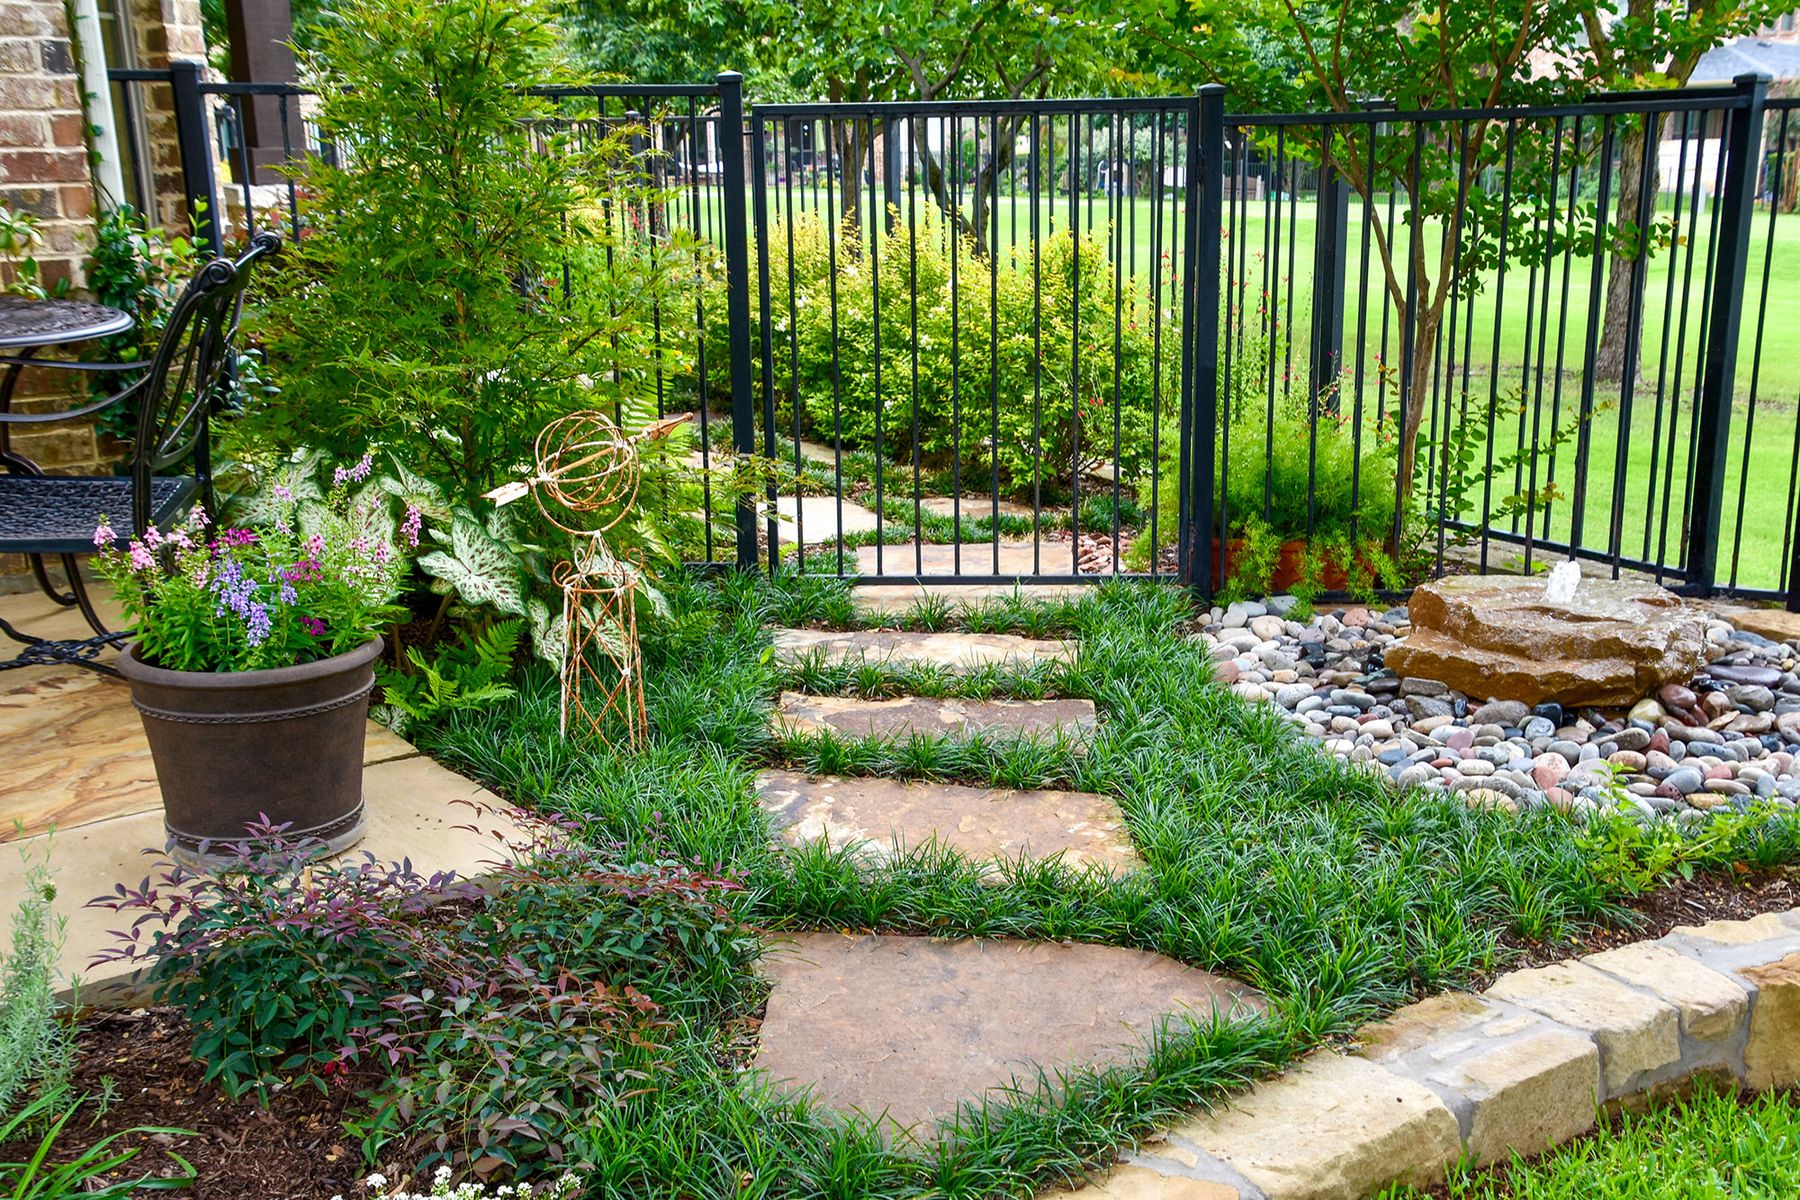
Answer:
[{"left": 1079, "top": 907, "right": 1800, "bottom": 1200}]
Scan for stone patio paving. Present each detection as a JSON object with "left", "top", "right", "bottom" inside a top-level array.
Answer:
[{"left": 0, "top": 589, "right": 523, "bottom": 1002}]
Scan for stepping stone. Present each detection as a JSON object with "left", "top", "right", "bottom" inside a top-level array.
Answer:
[
  {"left": 752, "top": 932, "right": 1265, "bottom": 1137},
  {"left": 772, "top": 691, "right": 1097, "bottom": 742},
  {"left": 856, "top": 540, "right": 1090, "bottom": 578},
  {"left": 766, "top": 495, "right": 880, "bottom": 543},
  {"left": 771, "top": 628, "right": 1074, "bottom": 672},
  {"left": 755, "top": 769, "right": 1142, "bottom": 874},
  {"left": 851, "top": 582, "right": 1091, "bottom": 616},
  {"left": 919, "top": 495, "right": 1041, "bottom": 521}
]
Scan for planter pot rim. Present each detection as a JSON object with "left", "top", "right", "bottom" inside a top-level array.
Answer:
[{"left": 117, "top": 636, "right": 384, "bottom": 690}]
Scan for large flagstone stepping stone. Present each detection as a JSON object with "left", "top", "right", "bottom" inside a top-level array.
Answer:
[
  {"left": 767, "top": 495, "right": 881, "bottom": 543},
  {"left": 856, "top": 540, "right": 1090, "bottom": 577},
  {"left": 752, "top": 933, "right": 1265, "bottom": 1137},
  {"left": 755, "top": 769, "right": 1141, "bottom": 874},
  {"left": 919, "top": 495, "right": 1041, "bottom": 521},
  {"left": 771, "top": 627, "right": 1074, "bottom": 673},
  {"left": 772, "top": 691, "right": 1098, "bottom": 742},
  {"left": 851, "top": 581, "right": 1091, "bottom": 616}
]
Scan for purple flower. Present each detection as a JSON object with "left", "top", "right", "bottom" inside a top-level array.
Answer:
[
  {"left": 93, "top": 520, "right": 116, "bottom": 549},
  {"left": 273, "top": 484, "right": 293, "bottom": 503},
  {"left": 302, "top": 616, "right": 326, "bottom": 637},
  {"left": 401, "top": 504, "right": 422, "bottom": 549},
  {"left": 211, "top": 558, "right": 272, "bottom": 647},
  {"left": 332, "top": 454, "right": 373, "bottom": 487},
  {"left": 219, "top": 528, "right": 258, "bottom": 548},
  {"left": 129, "top": 542, "right": 155, "bottom": 572}
]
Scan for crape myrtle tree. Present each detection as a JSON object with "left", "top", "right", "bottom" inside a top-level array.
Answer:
[
  {"left": 1124, "top": 0, "right": 1593, "bottom": 501},
  {"left": 766, "top": 0, "right": 1115, "bottom": 252},
  {"left": 1575, "top": 0, "right": 1789, "bottom": 384}
]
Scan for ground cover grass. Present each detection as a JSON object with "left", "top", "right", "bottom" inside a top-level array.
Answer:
[
  {"left": 1382, "top": 1085, "right": 1800, "bottom": 1199},
  {"left": 395, "top": 570, "right": 1800, "bottom": 1197}
]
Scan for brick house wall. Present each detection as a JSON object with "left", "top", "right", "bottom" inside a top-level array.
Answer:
[{"left": 0, "top": 0, "right": 207, "bottom": 583}]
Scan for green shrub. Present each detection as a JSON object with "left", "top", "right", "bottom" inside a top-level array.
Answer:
[
  {"left": 242, "top": 0, "right": 701, "bottom": 526},
  {"left": 707, "top": 211, "right": 1180, "bottom": 499},
  {"left": 0, "top": 848, "right": 73, "bottom": 1122}
]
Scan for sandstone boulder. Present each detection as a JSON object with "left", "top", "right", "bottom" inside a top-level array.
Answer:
[{"left": 1387, "top": 575, "right": 1709, "bottom": 707}]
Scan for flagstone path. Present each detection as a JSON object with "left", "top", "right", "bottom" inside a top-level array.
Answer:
[{"left": 756, "top": 622, "right": 1266, "bottom": 1143}]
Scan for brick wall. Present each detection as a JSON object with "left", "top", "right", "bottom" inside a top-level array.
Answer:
[{"left": 0, "top": 0, "right": 208, "bottom": 584}]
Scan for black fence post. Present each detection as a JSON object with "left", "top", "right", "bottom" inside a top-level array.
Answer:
[
  {"left": 1309, "top": 157, "right": 1349, "bottom": 411},
  {"left": 883, "top": 117, "right": 901, "bottom": 233},
  {"left": 716, "top": 71, "right": 759, "bottom": 572},
  {"left": 1182, "top": 85, "right": 1225, "bottom": 597},
  {"left": 1689, "top": 72, "right": 1768, "bottom": 597},
  {"left": 169, "top": 59, "right": 224, "bottom": 256}
]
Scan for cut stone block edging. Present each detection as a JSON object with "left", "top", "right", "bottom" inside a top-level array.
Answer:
[{"left": 1060, "top": 906, "right": 1800, "bottom": 1200}]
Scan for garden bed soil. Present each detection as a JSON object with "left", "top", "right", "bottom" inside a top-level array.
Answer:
[{"left": 15, "top": 871, "right": 1795, "bottom": 1200}]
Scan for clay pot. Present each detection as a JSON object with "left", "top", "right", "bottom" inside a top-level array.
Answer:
[
  {"left": 116, "top": 638, "right": 380, "bottom": 868},
  {"left": 1215, "top": 538, "right": 1354, "bottom": 592}
]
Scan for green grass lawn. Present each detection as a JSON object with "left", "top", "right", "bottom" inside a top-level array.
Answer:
[
  {"left": 1383, "top": 1085, "right": 1800, "bottom": 1199},
  {"left": 402, "top": 573, "right": 1800, "bottom": 1197}
]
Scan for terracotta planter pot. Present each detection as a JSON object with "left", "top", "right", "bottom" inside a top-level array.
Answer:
[
  {"left": 116, "top": 638, "right": 381, "bottom": 868},
  {"left": 1216, "top": 538, "right": 1355, "bottom": 592}
]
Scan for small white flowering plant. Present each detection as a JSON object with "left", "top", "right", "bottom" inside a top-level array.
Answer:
[
  {"left": 93, "top": 454, "right": 415, "bottom": 673},
  {"left": 344, "top": 1167, "right": 581, "bottom": 1200}
]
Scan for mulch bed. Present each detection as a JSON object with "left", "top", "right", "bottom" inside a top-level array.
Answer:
[
  {"left": 1493, "top": 868, "right": 1800, "bottom": 979},
  {"left": 12, "top": 870, "right": 1797, "bottom": 1199}
]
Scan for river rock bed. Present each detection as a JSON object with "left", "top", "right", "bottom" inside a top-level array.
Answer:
[{"left": 1193, "top": 598, "right": 1800, "bottom": 824}]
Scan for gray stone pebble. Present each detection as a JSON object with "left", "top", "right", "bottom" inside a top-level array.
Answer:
[{"left": 1200, "top": 597, "right": 1800, "bottom": 829}]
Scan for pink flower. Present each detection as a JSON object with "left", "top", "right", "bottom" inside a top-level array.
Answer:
[
  {"left": 401, "top": 505, "right": 422, "bottom": 548},
  {"left": 302, "top": 616, "right": 326, "bottom": 637},
  {"left": 92, "top": 520, "right": 116, "bottom": 549},
  {"left": 128, "top": 542, "right": 155, "bottom": 572},
  {"left": 273, "top": 484, "right": 293, "bottom": 502},
  {"left": 333, "top": 454, "right": 373, "bottom": 487}
]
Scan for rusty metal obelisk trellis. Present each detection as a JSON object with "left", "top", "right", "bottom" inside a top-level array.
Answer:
[{"left": 486, "top": 411, "right": 688, "bottom": 748}]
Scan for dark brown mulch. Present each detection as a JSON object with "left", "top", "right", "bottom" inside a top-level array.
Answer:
[
  {"left": 13, "top": 872, "right": 1796, "bottom": 1198},
  {"left": 1491, "top": 869, "right": 1799, "bottom": 980},
  {"left": 6, "top": 1007, "right": 379, "bottom": 1200}
]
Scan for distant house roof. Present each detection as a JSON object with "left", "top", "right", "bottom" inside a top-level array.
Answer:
[{"left": 1690, "top": 37, "right": 1800, "bottom": 84}]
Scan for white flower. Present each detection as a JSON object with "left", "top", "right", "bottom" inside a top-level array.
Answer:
[{"left": 365, "top": 1174, "right": 389, "bottom": 1191}]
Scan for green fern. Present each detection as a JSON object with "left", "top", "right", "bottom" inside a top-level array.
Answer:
[{"left": 375, "top": 621, "right": 523, "bottom": 736}]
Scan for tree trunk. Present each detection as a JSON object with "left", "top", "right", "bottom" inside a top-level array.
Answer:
[
  {"left": 1593, "top": 115, "right": 1662, "bottom": 386},
  {"left": 1396, "top": 303, "right": 1442, "bottom": 501}
]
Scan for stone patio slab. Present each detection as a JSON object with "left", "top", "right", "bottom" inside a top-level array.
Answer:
[
  {"left": 752, "top": 932, "right": 1264, "bottom": 1137},
  {"left": 772, "top": 691, "right": 1098, "bottom": 742},
  {"left": 771, "top": 627, "right": 1075, "bottom": 672},
  {"left": 0, "top": 666, "right": 420, "bottom": 840},
  {"left": 754, "top": 769, "right": 1141, "bottom": 874}
]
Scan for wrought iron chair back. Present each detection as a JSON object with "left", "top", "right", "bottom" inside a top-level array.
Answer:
[{"left": 129, "top": 230, "right": 281, "bottom": 531}]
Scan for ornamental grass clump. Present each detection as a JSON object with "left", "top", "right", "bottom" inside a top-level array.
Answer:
[{"left": 92, "top": 456, "right": 409, "bottom": 672}]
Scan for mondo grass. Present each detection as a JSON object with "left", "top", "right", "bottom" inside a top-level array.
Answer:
[
  {"left": 406, "top": 569, "right": 1796, "bottom": 1197},
  {"left": 1382, "top": 1085, "right": 1800, "bottom": 1199}
]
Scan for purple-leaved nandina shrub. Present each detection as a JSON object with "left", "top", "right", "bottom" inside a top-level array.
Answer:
[
  {"left": 93, "top": 454, "right": 413, "bottom": 672},
  {"left": 89, "top": 806, "right": 755, "bottom": 1175}
]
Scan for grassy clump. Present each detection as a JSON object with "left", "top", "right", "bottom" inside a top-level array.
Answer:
[
  {"left": 406, "top": 570, "right": 1799, "bottom": 1196},
  {"left": 1383, "top": 1085, "right": 1800, "bottom": 1199}
]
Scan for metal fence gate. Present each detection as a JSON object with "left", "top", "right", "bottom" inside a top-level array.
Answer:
[{"left": 109, "top": 66, "right": 1800, "bottom": 607}]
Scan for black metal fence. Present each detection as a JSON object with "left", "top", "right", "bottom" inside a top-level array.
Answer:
[{"left": 107, "top": 64, "right": 1800, "bottom": 608}]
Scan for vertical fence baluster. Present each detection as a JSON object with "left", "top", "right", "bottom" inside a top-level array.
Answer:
[
  {"left": 1184, "top": 86, "right": 1224, "bottom": 596},
  {"left": 1690, "top": 73, "right": 1769, "bottom": 596}
]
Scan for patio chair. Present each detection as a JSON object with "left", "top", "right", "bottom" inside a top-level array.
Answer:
[{"left": 0, "top": 230, "right": 281, "bottom": 673}]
